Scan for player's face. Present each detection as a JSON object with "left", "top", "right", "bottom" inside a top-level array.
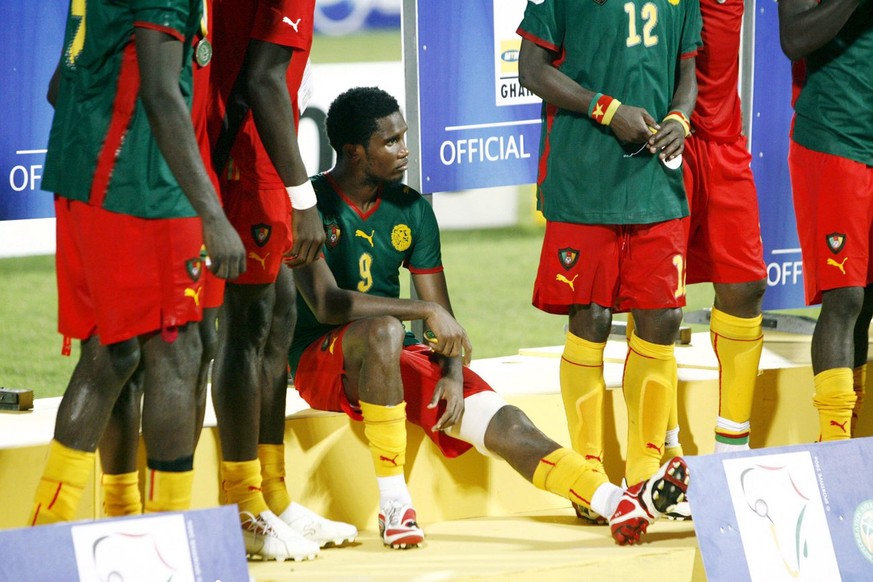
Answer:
[{"left": 363, "top": 112, "right": 409, "bottom": 184}]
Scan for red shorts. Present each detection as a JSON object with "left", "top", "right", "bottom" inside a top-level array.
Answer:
[
  {"left": 533, "top": 219, "right": 688, "bottom": 314},
  {"left": 55, "top": 197, "right": 205, "bottom": 345},
  {"left": 221, "top": 181, "right": 292, "bottom": 285},
  {"left": 789, "top": 141, "right": 873, "bottom": 304},
  {"left": 294, "top": 327, "right": 494, "bottom": 458},
  {"left": 683, "top": 135, "right": 766, "bottom": 284}
]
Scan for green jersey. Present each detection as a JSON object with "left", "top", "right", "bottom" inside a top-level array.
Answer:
[
  {"left": 288, "top": 173, "right": 443, "bottom": 372},
  {"left": 42, "top": 0, "right": 201, "bottom": 218},
  {"left": 518, "top": 0, "right": 702, "bottom": 225},
  {"left": 792, "top": 0, "right": 873, "bottom": 165}
]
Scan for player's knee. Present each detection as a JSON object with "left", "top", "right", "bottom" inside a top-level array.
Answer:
[
  {"left": 822, "top": 287, "right": 865, "bottom": 321},
  {"left": 364, "top": 316, "right": 406, "bottom": 354},
  {"left": 106, "top": 338, "right": 141, "bottom": 380},
  {"left": 714, "top": 279, "right": 766, "bottom": 317}
]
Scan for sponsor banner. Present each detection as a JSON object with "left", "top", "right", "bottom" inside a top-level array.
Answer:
[
  {"left": 411, "top": 0, "right": 541, "bottom": 192},
  {"left": 314, "top": 0, "right": 401, "bottom": 36},
  {"left": 688, "top": 438, "right": 873, "bottom": 581},
  {"left": 0, "top": 506, "right": 249, "bottom": 581},
  {"left": 749, "top": 0, "right": 806, "bottom": 309}
]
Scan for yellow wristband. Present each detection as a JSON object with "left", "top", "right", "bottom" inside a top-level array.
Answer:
[
  {"left": 601, "top": 99, "right": 622, "bottom": 126},
  {"left": 662, "top": 112, "right": 691, "bottom": 137}
]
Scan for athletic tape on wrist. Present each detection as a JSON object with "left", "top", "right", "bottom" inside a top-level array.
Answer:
[{"left": 286, "top": 181, "right": 317, "bottom": 210}]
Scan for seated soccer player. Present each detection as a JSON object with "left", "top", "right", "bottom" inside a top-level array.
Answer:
[{"left": 288, "top": 87, "right": 691, "bottom": 547}]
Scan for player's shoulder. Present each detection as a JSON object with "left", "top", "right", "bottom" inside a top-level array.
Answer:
[{"left": 381, "top": 182, "right": 427, "bottom": 206}]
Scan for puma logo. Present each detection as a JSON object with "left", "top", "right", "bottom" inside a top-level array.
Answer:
[
  {"left": 247, "top": 485, "right": 262, "bottom": 492},
  {"left": 584, "top": 454, "right": 603, "bottom": 464},
  {"left": 379, "top": 454, "right": 400, "bottom": 467},
  {"left": 555, "top": 273, "right": 578, "bottom": 291},
  {"left": 355, "top": 229, "right": 375, "bottom": 247},
  {"left": 645, "top": 442, "right": 664, "bottom": 454},
  {"left": 248, "top": 251, "right": 269, "bottom": 269},
  {"left": 830, "top": 419, "right": 848, "bottom": 433},
  {"left": 282, "top": 16, "right": 301, "bottom": 32},
  {"left": 827, "top": 257, "right": 848, "bottom": 274},
  {"left": 184, "top": 287, "right": 202, "bottom": 307}
]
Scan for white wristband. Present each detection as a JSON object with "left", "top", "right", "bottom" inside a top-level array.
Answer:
[{"left": 286, "top": 181, "right": 317, "bottom": 210}]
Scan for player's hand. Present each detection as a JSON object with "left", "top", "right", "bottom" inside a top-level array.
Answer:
[
  {"left": 202, "top": 213, "right": 246, "bottom": 280},
  {"left": 429, "top": 375, "right": 464, "bottom": 432},
  {"left": 284, "top": 206, "right": 325, "bottom": 267},
  {"left": 609, "top": 105, "right": 659, "bottom": 145},
  {"left": 647, "top": 118, "right": 686, "bottom": 162},
  {"left": 423, "top": 304, "right": 472, "bottom": 366}
]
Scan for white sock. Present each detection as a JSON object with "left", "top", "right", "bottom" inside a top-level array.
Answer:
[
  {"left": 590, "top": 483, "right": 624, "bottom": 518},
  {"left": 377, "top": 474, "right": 412, "bottom": 508},
  {"left": 714, "top": 441, "right": 750, "bottom": 454},
  {"left": 665, "top": 427, "right": 680, "bottom": 450}
]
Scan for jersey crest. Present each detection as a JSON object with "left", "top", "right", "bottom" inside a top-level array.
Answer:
[
  {"left": 391, "top": 224, "right": 413, "bottom": 252},
  {"left": 326, "top": 222, "right": 342, "bottom": 249},
  {"left": 826, "top": 232, "right": 846, "bottom": 255},
  {"left": 558, "top": 247, "right": 580, "bottom": 270},
  {"left": 251, "top": 223, "right": 271, "bottom": 247},
  {"left": 185, "top": 256, "right": 204, "bottom": 281}
]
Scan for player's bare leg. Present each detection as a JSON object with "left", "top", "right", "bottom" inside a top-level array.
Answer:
[
  {"left": 851, "top": 285, "right": 873, "bottom": 435},
  {"left": 213, "top": 282, "right": 318, "bottom": 561},
  {"left": 30, "top": 337, "right": 140, "bottom": 525},
  {"left": 343, "top": 316, "right": 422, "bottom": 549},
  {"left": 259, "top": 266, "right": 357, "bottom": 547}
]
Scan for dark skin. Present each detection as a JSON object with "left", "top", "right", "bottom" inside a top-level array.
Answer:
[
  {"left": 518, "top": 38, "right": 698, "bottom": 345},
  {"left": 779, "top": 0, "right": 867, "bottom": 374},
  {"left": 53, "top": 27, "right": 242, "bottom": 466},
  {"left": 291, "top": 112, "right": 570, "bottom": 480},
  {"left": 212, "top": 39, "right": 323, "bottom": 461}
]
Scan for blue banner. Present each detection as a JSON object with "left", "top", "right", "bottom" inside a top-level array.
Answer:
[
  {"left": 0, "top": 506, "right": 249, "bottom": 581},
  {"left": 0, "top": 3, "right": 65, "bottom": 222},
  {"left": 314, "top": 0, "right": 401, "bottom": 36},
  {"left": 414, "top": 0, "right": 541, "bottom": 192},
  {"left": 750, "top": 0, "right": 806, "bottom": 310}
]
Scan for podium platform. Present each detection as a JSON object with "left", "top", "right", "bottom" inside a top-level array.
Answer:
[{"left": 1, "top": 331, "right": 868, "bottom": 581}]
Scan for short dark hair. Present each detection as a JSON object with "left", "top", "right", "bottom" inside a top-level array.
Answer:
[{"left": 325, "top": 87, "right": 401, "bottom": 157}]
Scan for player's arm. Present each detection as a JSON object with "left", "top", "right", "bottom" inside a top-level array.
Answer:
[
  {"left": 778, "top": 0, "right": 862, "bottom": 60},
  {"left": 244, "top": 39, "right": 324, "bottom": 266},
  {"left": 648, "top": 56, "right": 697, "bottom": 161},
  {"left": 518, "top": 38, "right": 657, "bottom": 144},
  {"left": 294, "top": 259, "right": 471, "bottom": 357},
  {"left": 412, "top": 271, "right": 474, "bottom": 431},
  {"left": 135, "top": 27, "right": 246, "bottom": 280}
]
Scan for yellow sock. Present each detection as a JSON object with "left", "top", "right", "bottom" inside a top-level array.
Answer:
[
  {"left": 532, "top": 448, "right": 608, "bottom": 511},
  {"left": 853, "top": 364, "right": 867, "bottom": 436},
  {"left": 624, "top": 333, "right": 676, "bottom": 485},
  {"left": 560, "top": 332, "right": 606, "bottom": 469},
  {"left": 814, "top": 368, "right": 856, "bottom": 441},
  {"left": 258, "top": 444, "right": 291, "bottom": 516},
  {"left": 360, "top": 401, "right": 407, "bottom": 477},
  {"left": 102, "top": 471, "right": 142, "bottom": 517},
  {"left": 29, "top": 440, "right": 95, "bottom": 525},
  {"left": 221, "top": 459, "right": 269, "bottom": 519},
  {"left": 711, "top": 308, "right": 763, "bottom": 447},
  {"left": 144, "top": 469, "right": 193, "bottom": 513}
]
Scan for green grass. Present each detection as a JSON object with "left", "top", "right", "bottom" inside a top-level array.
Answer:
[
  {"left": 0, "top": 225, "right": 722, "bottom": 400},
  {"left": 0, "top": 255, "right": 78, "bottom": 398},
  {"left": 311, "top": 31, "right": 402, "bottom": 63}
]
